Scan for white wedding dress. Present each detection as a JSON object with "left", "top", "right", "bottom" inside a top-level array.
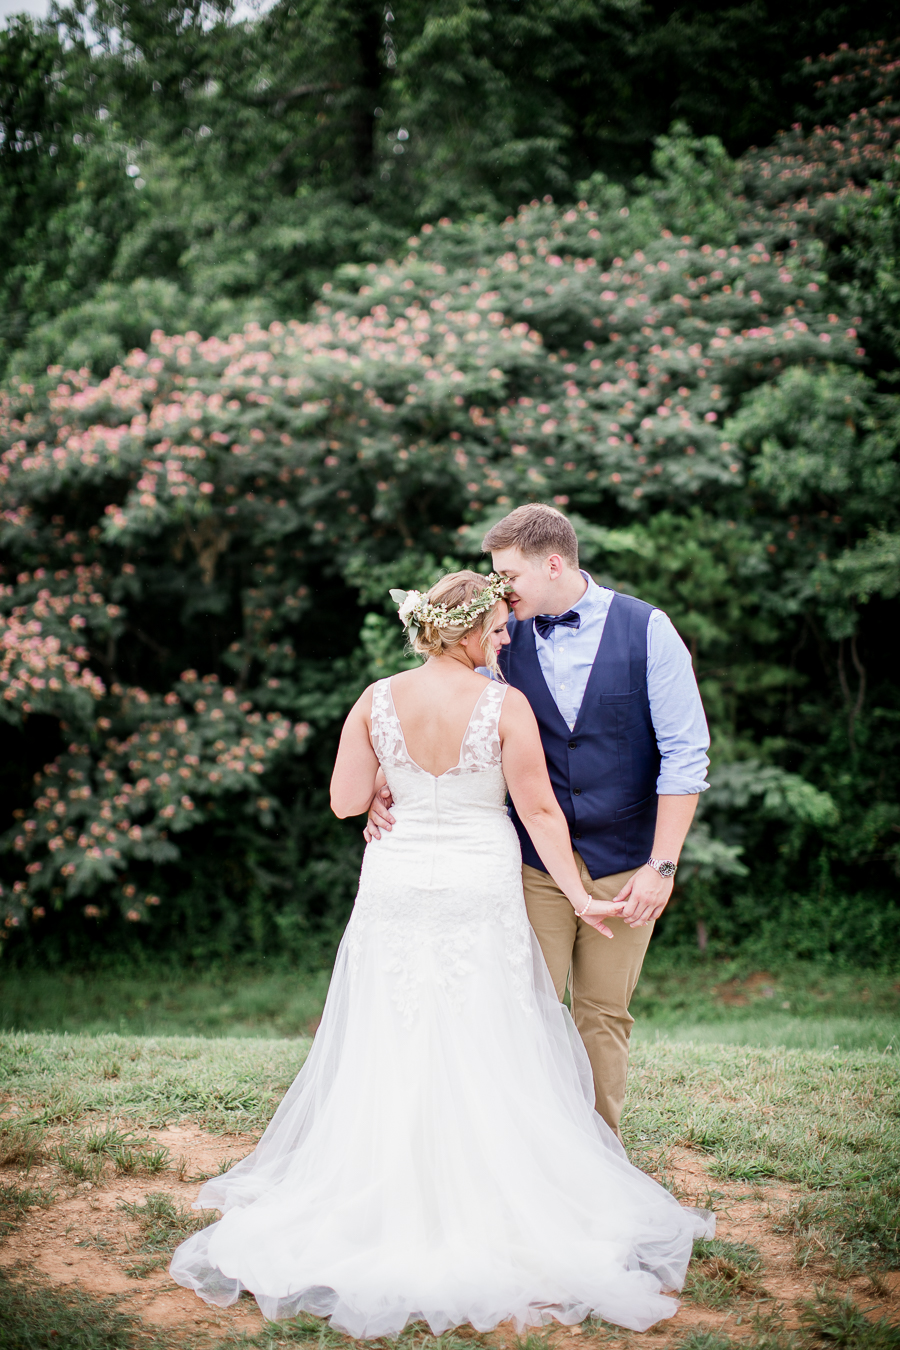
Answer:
[{"left": 170, "top": 677, "right": 713, "bottom": 1337}]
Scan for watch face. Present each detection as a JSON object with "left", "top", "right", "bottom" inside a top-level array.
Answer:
[{"left": 657, "top": 860, "right": 677, "bottom": 877}]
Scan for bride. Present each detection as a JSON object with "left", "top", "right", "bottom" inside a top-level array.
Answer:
[{"left": 170, "top": 570, "right": 713, "bottom": 1337}]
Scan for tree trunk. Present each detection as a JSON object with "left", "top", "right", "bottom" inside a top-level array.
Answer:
[{"left": 347, "top": 0, "right": 385, "bottom": 204}]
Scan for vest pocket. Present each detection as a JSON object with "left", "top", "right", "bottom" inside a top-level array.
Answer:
[
  {"left": 614, "top": 793, "right": 655, "bottom": 821},
  {"left": 603, "top": 688, "right": 652, "bottom": 741}
]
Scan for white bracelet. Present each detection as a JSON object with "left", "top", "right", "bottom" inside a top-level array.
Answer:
[{"left": 575, "top": 895, "right": 592, "bottom": 918}]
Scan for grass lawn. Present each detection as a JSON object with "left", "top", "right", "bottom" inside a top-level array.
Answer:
[
  {"left": 2, "top": 954, "right": 898, "bottom": 1050},
  {"left": 0, "top": 966, "right": 333, "bottom": 1040},
  {"left": 0, "top": 957, "right": 898, "bottom": 1349},
  {"left": 631, "top": 960, "right": 900, "bottom": 1053}
]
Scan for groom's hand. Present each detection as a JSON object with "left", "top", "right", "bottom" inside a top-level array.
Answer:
[
  {"left": 364, "top": 786, "right": 395, "bottom": 842},
  {"left": 614, "top": 865, "right": 674, "bottom": 928}
]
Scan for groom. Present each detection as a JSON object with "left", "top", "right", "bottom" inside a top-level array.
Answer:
[{"left": 482, "top": 503, "right": 709, "bottom": 1138}]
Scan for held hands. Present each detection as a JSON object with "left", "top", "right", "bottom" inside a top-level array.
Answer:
[
  {"left": 613, "top": 864, "right": 674, "bottom": 928},
  {"left": 364, "top": 785, "right": 395, "bottom": 843},
  {"left": 365, "top": 790, "right": 671, "bottom": 933},
  {"left": 574, "top": 894, "right": 627, "bottom": 940}
]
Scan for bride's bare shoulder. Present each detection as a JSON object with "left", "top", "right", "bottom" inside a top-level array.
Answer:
[
  {"left": 498, "top": 685, "right": 537, "bottom": 728},
  {"left": 499, "top": 684, "right": 531, "bottom": 710},
  {"left": 349, "top": 681, "right": 381, "bottom": 720}
]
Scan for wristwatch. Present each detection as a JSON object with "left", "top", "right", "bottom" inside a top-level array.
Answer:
[{"left": 647, "top": 856, "right": 677, "bottom": 878}]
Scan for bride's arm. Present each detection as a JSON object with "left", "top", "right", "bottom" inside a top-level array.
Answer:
[
  {"left": 500, "top": 689, "right": 624, "bottom": 938},
  {"left": 330, "top": 688, "right": 382, "bottom": 818}
]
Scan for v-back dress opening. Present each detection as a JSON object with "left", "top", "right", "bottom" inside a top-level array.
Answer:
[{"left": 170, "top": 676, "right": 713, "bottom": 1337}]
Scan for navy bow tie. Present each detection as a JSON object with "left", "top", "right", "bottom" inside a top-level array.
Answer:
[{"left": 534, "top": 610, "right": 582, "bottom": 640}]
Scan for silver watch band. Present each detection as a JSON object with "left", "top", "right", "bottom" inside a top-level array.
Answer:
[{"left": 647, "top": 856, "right": 677, "bottom": 878}]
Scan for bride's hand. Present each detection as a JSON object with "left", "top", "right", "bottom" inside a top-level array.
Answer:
[
  {"left": 364, "top": 786, "right": 395, "bottom": 842},
  {"left": 574, "top": 895, "right": 625, "bottom": 940}
]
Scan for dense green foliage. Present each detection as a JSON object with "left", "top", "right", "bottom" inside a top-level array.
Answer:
[
  {"left": 1, "top": 8, "right": 899, "bottom": 969},
  {"left": 3, "top": 0, "right": 900, "bottom": 381}
]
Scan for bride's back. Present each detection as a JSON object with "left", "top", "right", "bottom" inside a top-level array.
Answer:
[{"left": 387, "top": 664, "right": 492, "bottom": 777}]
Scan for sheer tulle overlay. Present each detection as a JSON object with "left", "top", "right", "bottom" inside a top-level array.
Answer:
[{"left": 170, "top": 679, "right": 713, "bottom": 1337}]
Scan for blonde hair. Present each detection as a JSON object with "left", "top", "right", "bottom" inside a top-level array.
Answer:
[
  {"left": 482, "top": 502, "right": 579, "bottom": 567},
  {"left": 411, "top": 571, "right": 508, "bottom": 677}
]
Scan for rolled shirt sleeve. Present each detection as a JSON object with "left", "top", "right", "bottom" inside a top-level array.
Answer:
[{"left": 646, "top": 610, "right": 710, "bottom": 795}]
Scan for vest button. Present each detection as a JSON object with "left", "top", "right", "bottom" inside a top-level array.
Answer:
[
  {"left": 573, "top": 832, "right": 582, "bottom": 840},
  {"left": 568, "top": 741, "right": 577, "bottom": 750},
  {"left": 573, "top": 788, "right": 582, "bottom": 796}
]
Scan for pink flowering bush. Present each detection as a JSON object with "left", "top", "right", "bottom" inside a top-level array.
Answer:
[
  {"left": 1, "top": 45, "right": 898, "bottom": 964},
  {"left": 7, "top": 674, "right": 305, "bottom": 924}
]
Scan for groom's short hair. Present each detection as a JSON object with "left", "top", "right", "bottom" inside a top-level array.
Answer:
[{"left": 482, "top": 503, "right": 579, "bottom": 567}]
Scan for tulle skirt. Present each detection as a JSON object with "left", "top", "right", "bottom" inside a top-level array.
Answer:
[{"left": 170, "top": 901, "right": 713, "bottom": 1337}]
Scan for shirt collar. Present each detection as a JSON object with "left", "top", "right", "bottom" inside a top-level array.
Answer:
[
  {"left": 571, "top": 570, "right": 611, "bottom": 620},
  {"left": 534, "top": 571, "right": 611, "bottom": 633}
]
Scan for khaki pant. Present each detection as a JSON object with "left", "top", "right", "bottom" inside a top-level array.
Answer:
[{"left": 522, "top": 854, "right": 654, "bottom": 1139}]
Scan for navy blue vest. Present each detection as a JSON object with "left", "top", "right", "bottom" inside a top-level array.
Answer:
[{"left": 500, "top": 592, "right": 660, "bottom": 880}]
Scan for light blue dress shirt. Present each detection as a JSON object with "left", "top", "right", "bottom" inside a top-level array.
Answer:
[{"left": 534, "top": 572, "right": 710, "bottom": 795}]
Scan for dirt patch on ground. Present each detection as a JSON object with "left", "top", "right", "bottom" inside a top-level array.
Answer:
[
  {"left": 1, "top": 1121, "right": 264, "bottom": 1339},
  {"left": 2, "top": 1130, "right": 898, "bottom": 1347}
]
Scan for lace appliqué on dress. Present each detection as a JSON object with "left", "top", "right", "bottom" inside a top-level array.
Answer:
[
  {"left": 450, "top": 681, "right": 504, "bottom": 775},
  {"left": 369, "top": 677, "right": 407, "bottom": 771}
]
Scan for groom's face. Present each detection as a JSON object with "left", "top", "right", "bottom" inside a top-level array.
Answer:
[{"left": 491, "top": 546, "right": 561, "bottom": 620}]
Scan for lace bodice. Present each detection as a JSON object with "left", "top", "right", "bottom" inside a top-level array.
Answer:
[
  {"left": 371, "top": 676, "right": 506, "bottom": 778},
  {"left": 364, "top": 676, "right": 511, "bottom": 826},
  {"left": 349, "top": 674, "right": 529, "bottom": 1020}
]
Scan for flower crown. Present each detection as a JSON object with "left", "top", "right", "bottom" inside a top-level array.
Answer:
[{"left": 389, "top": 573, "right": 512, "bottom": 642}]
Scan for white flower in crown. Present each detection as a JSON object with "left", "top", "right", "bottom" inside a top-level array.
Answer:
[{"left": 397, "top": 591, "right": 424, "bottom": 624}]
